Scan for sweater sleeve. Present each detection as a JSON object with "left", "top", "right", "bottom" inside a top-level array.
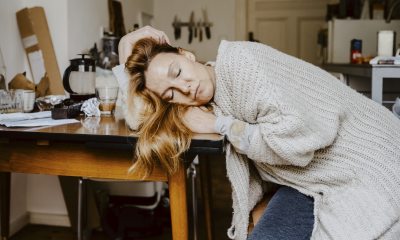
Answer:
[
  {"left": 214, "top": 41, "right": 342, "bottom": 167},
  {"left": 112, "top": 64, "right": 129, "bottom": 98},
  {"left": 246, "top": 95, "right": 341, "bottom": 167},
  {"left": 215, "top": 116, "right": 257, "bottom": 155}
]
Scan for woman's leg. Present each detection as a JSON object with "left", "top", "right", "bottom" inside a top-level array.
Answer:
[{"left": 248, "top": 186, "right": 314, "bottom": 240}]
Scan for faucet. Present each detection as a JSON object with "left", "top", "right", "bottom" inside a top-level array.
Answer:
[{"left": 386, "top": 0, "right": 400, "bottom": 23}]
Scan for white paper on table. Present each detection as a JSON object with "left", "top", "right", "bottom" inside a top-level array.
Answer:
[
  {"left": 3, "top": 118, "right": 79, "bottom": 127},
  {"left": 0, "top": 111, "right": 51, "bottom": 124}
]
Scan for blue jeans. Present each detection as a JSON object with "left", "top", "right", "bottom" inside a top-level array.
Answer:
[{"left": 248, "top": 186, "right": 314, "bottom": 240}]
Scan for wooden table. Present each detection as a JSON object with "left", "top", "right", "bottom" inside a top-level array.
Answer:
[
  {"left": 321, "top": 63, "right": 371, "bottom": 86},
  {"left": 322, "top": 63, "right": 400, "bottom": 105},
  {"left": 0, "top": 115, "right": 224, "bottom": 240}
]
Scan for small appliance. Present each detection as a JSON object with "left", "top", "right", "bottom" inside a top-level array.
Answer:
[{"left": 63, "top": 54, "right": 96, "bottom": 101}]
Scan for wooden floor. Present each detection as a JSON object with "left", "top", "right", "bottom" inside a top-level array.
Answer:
[
  {"left": 10, "top": 209, "right": 231, "bottom": 240},
  {"left": 10, "top": 155, "right": 232, "bottom": 240},
  {"left": 10, "top": 225, "right": 108, "bottom": 240}
]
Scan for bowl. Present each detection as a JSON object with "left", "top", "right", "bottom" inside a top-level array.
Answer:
[{"left": 36, "top": 95, "right": 67, "bottom": 111}]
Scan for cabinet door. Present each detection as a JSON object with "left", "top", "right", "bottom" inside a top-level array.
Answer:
[{"left": 247, "top": 0, "right": 329, "bottom": 65}]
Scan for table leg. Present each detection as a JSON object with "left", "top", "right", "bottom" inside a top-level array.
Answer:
[
  {"left": 0, "top": 172, "right": 10, "bottom": 240},
  {"left": 371, "top": 69, "right": 383, "bottom": 104},
  {"left": 199, "top": 155, "right": 214, "bottom": 240},
  {"left": 168, "top": 162, "right": 188, "bottom": 240},
  {"left": 77, "top": 178, "right": 87, "bottom": 240},
  {"left": 59, "top": 176, "right": 79, "bottom": 234}
]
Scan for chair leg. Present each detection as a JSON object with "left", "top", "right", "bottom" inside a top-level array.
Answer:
[
  {"left": 188, "top": 162, "right": 198, "bottom": 240},
  {"left": 77, "top": 178, "right": 86, "bottom": 240},
  {"left": 0, "top": 172, "right": 10, "bottom": 240},
  {"left": 199, "top": 155, "right": 214, "bottom": 240}
]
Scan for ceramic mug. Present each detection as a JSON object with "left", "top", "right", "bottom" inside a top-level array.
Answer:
[{"left": 22, "top": 90, "right": 35, "bottom": 112}]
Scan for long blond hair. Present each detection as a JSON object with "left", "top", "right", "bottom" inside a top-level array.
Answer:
[{"left": 125, "top": 38, "right": 192, "bottom": 178}]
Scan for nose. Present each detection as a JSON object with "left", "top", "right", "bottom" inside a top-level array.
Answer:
[{"left": 173, "top": 79, "right": 191, "bottom": 95}]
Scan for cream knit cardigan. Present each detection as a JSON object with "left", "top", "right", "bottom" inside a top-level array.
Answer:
[{"left": 213, "top": 40, "right": 400, "bottom": 240}]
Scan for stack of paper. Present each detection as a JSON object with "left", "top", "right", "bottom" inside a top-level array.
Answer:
[{"left": 0, "top": 111, "right": 79, "bottom": 127}]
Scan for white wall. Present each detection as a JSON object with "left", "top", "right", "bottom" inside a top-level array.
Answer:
[
  {"left": 1, "top": 0, "right": 233, "bottom": 232},
  {"left": 0, "top": 0, "right": 70, "bottom": 231},
  {"left": 21, "top": 0, "right": 69, "bottom": 83},
  {"left": 67, "top": 0, "right": 108, "bottom": 61},
  {"left": 328, "top": 19, "right": 400, "bottom": 63},
  {"left": 67, "top": 0, "right": 154, "bottom": 61},
  {"left": 1, "top": 0, "right": 232, "bottom": 233},
  {"left": 17, "top": 0, "right": 70, "bottom": 226},
  {"left": 0, "top": 0, "right": 155, "bottom": 234},
  {"left": 122, "top": 0, "right": 154, "bottom": 31},
  {"left": 153, "top": 0, "right": 236, "bottom": 62},
  {"left": 0, "top": 1, "right": 29, "bottom": 235},
  {"left": 0, "top": 0, "right": 28, "bottom": 83}
]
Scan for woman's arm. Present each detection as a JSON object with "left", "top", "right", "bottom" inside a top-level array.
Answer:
[
  {"left": 184, "top": 102, "right": 340, "bottom": 167},
  {"left": 215, "top": 116, "right": 257, "bottom": 154},
  {"left": 182, "top": 108, "right": 257, "bottom": 155},
  {"left": 182, "top": 107, "right": 217, "bottom": 134}
]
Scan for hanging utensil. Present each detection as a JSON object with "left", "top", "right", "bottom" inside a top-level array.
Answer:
[
  {"left": 194, "top": 19, "right": 198, "bottom": 38},
  {"left": 198, "top": 19, "right": 203, "bottom": 42},
  {"left": 188, "top": 11, "right": 195, "bottom": 44},
  {"left": 172, "top": 15, "right": 181, "bottom": 40},
  {"left": 202, "top": 8, "right": 211, "bottom": 39}
]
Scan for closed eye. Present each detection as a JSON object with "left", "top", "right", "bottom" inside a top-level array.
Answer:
[
  {"left": 176, "top": 68, "right": 181, "bottom": 77},
  {"left": 170, "top": 89, "right": 174, "bottom": 101}
]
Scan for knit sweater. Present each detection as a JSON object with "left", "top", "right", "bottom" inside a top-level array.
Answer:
[{"left": 213, "top": 40, "right": 400, "bottom": 240}]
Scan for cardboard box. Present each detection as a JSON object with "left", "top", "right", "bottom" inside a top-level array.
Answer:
[{"left": 16, "top": 7, "right": 64, "bottom": 95}]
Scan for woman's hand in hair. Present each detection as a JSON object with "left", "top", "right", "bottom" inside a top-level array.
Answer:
[
  {"left": 183, "top": 106, "right": 217, "bottom": 134},
  {"left": 118, "top": 26, "right": 171, "bottom": 65}
]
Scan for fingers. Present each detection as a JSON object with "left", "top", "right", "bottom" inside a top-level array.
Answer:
[
  {"left": 139, "top": 26, "right": 170, "bottom": 45},
  {"left": 163, "top": 35, "right": 171, "bottom": 44},
  {"left": 183, "top": 107, "right": 217, "bottom": 133},
  {"left": 159, "top": 34, "right": 170, "bottom": 44},
  {"left": 118, "top": 26, "right": 171, "bottom": 64}
]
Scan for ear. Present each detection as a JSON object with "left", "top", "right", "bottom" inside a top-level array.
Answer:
[{"left": 179, "top": 48, "right": 196, "bottom": 62}]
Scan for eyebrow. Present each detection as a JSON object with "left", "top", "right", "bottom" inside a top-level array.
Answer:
[{"left": 160, "top": 61, "right": 175, "bottom": 100}]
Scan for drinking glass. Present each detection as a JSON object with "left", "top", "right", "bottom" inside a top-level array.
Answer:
[{"left": 95, "top": 86, "right": 119, "bottom": 115}]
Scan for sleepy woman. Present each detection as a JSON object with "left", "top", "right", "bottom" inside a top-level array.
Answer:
[{"left": 113, "top": 26, "right": 400, "bottom": 240}]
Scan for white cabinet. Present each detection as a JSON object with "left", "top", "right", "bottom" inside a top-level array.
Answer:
[{"left": 327, "top": 19, "right": 400, "bottom": 63}]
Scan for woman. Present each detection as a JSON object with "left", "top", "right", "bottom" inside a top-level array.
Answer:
[{"left": 114, "top": 26, "right": 400, "bottom": 240}]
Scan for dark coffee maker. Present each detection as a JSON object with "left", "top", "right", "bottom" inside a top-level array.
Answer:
[{"left": 63, "top": 54, "right": 96, "bottom": 101}]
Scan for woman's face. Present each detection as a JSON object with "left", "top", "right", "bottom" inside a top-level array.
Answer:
[{"left": 144, "top": 51, "right": 216, "bottom": 106}]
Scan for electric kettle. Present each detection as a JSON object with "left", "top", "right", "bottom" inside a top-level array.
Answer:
[{"left": 63, "top": 54, "right": 96, "bottom": 101}]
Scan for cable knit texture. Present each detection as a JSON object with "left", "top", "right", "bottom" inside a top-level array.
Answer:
[{"left": 213, "top": 40, "right": 400, "bottom": 240}]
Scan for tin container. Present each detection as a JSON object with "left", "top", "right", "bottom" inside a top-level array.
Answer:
[{"left": 350, "top": 39, "right": 362, "bottom": 64}]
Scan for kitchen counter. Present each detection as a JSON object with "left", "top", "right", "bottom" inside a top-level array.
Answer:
[
  {"left": 322, "top": 63, "right": 400, "bottom": 105},
  {"left": 322, "top": 63, "right": 371, "bottom": 79}
]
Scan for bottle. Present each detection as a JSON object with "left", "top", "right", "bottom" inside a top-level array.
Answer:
[{"left": 350, "top": 39, "right": 362, "bottom": 64}]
